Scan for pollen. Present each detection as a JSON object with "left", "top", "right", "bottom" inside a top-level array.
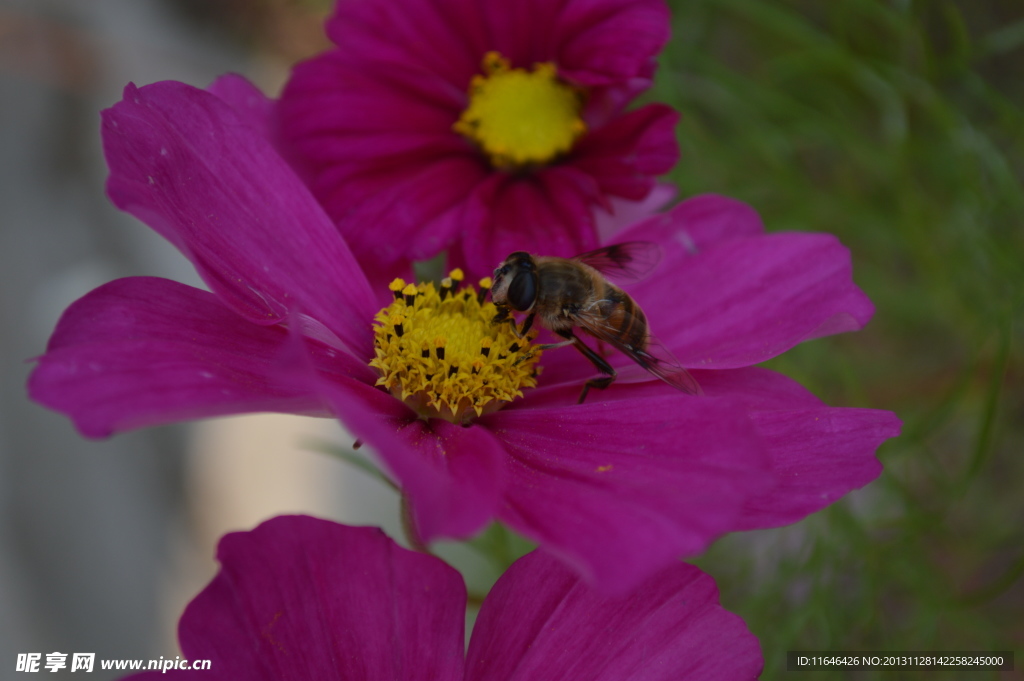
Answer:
[
  {"left": 453, "top": 51, "right": 587, "bottom": 170},
  {"left": 370, "top": 272, "right": 542, "bottom": 424}
]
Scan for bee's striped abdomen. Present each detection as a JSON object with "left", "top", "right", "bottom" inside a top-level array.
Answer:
[{"left": 603, "top": 286, "right": 648, "bottom": 350}]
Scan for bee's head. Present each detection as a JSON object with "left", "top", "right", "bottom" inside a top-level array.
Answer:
[{"left": 491, "top": 252, "right": 538, "bottom": 312}]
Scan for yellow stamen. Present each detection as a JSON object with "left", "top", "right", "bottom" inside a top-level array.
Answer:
[
  {"left": 453, "top": 51, "right": 587, "bottom": 170},
  {"left": 370, "top": 270, "right": 542, "bottom": 424}
]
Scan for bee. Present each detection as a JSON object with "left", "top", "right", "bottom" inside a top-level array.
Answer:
[{"left": 490, "top": 242, "right": 702, "bottom": 404}]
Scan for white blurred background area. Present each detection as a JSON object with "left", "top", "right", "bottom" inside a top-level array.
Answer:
[{"left": 1, "top": 1, "right": 403, "bottom": 677}]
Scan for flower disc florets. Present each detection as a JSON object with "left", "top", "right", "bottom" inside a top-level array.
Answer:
[
  {"left": 370, "top": 270, "right": 542, "bottom": 424},
  {"left": 453, "top": 51, "right": 587, "bottom": 169}
]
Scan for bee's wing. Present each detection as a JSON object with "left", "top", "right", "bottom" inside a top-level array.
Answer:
[
  {"left": 572, "top": 241, "right": 662, "bottom": 284},
  {"left": 572, "top": 306, "right": 703, "bottom": 396}
]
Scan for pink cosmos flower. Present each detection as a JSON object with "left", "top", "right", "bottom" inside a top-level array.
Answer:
[
  {"left": 28, "top": 80, "right": 900, "bottom": 594},
  {"left": 276, "top": 0, "right": 680, "bottom": 278},
  {"left": 121, "top": 516, "right": 763, "bottom": 681}
]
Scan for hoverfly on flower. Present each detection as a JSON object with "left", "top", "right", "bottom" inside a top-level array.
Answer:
[{"left": 491, "top": 243, "right": 701, "bottom": 404}]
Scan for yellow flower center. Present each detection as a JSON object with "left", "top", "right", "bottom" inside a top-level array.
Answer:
[
  {"left": 453, "top": 51, "right": 587, "bottom": 170},
  {"left": 370, "top": 270, "right": 542, "bottom": 424}
]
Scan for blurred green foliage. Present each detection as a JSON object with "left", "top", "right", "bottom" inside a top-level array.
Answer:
[{"left": 647, "top": 0, "right": 1022, "bottom": 677}]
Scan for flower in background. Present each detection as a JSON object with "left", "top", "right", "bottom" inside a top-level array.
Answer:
[
  {"left": 29, "top": 80, "right": 899, "bottom": 594},
  {"left": 120, "top": 516, "right": 764, "bottom": 681},
  {"left": 276, "top": 0, "right": 680, "bottom": 278}
]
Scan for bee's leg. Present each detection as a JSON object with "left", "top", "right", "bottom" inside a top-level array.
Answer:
[
  {"left": 578, "top": 375, "right": 616, "bottom": 405},
  {"left": 516, "top": 338, "right": 567, "bottom": 366},
  {"left": 553, "top": 330, "right": 616, "bottom": 404},
  {"left": 513, "top": 328, "right": 571, "bottom": 367},
  {"left": 511, "top": 312, "right": 535, "bottom": 340},
  {"left": 492, "top": 307, "right": 534, "bottom": 340},
  {"left": 536, "top": 339, "right": 575, "bottom": 351},
  {"left": 491, "top": 305, "right": 511, "bottom": 325}
]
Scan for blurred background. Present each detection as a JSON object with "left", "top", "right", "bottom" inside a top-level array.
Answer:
[{"left": 1, "top": 0, "right": 1021, "bottom": 679}]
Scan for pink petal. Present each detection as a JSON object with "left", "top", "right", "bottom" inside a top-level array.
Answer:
[
  {"left": 451, "top": 170, "right": 602, "bottom": 279},
  {"left": 206, "top": 73, "right": 275, "bottom": 141},
  {"left": 331, "top": 156, "right": 490, "bottom": 265},
  {"left": 103, "top": 81, "right": 376, "bottom": 357},
  {"left": 623, "top": 218, "right": 873, "bottom": 368},
  {"left": 556, "top": 0, "right": 671, "bottom": 86},
  {"left": 467, "top": 551, "right": 763, "bottom": 681},
  {"left": 177, "top": 517, "right": 464, "bottom": 681},
  {"left": 573, "top": 103, "right": 680, "bottom": 200},
  {"left": 517, "top": 365, "right": 897, "bottom": 535},
  {"left": 594, "top": 181, "right": 677, "bottom": 242},
  {"left": 697, "top": 368, "right": 900, "bottom": 528},
  {"left": 27, "top": 278, "right": 343, "bottom": 439},
  {"left": 322, "top": 0, "right": 668, "bottom": 89},
  {"left": 616, "top": 193, "right": 765, "bottom": 255},
  {"left": 279, "top": 51, "right": 468, "bottom": 169},
  {"left": 323, "top": 0, "right": 488, "bottom": 90},
  {"left": 481, "top": 390, "right": 772, "bottom": 593},
  {"left": 390, "top": 419, "right": 508, "bottom": 542},
  {"left": 284, "top": 334, "right": 505, "bottom": 542},
  {"left": 278, "top": 52, "right": 489, "bottom": 263}
]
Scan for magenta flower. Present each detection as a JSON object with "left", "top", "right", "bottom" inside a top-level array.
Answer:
[
  {"left": 28, "top": 80, "right": 899, "bottom": 594},
  {"left": 121, "top": 515, "right": 763, "bottom": 681},
  {"left": 276, "top": 0, "right": 680, "bottom": 278}
]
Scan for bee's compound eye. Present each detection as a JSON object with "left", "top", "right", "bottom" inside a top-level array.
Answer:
[{"left": 507, "top": 270, "right": 538, "bottom": 311}]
